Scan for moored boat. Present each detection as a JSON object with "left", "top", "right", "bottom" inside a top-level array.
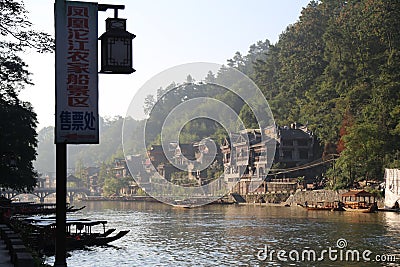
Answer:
[
  {"left": 14, "top": 216, "right": 129, "bottom": 255},
  {"left": 306, "top": 206, "right": 332, "bottom": 211},
  {"left": 300, "top": 200, "right": 345, "bottom": 211},
  {"left": 1, "top": 200, "right": 85, "bottom": 219},
  {"left": 342, "top": 205, "right": 376, "bottom": 213},
  {"left": 173, "top": 204, "right": 193, "bottom": 209},
  {"left": 341, "top": 190, "right": 378, "bottom": 213},
  {"left": 67, "top": 205, "right": 86, "bottom": 213},
  {"left": 172, "top": 199, "right": 195, "bottom": 209}
]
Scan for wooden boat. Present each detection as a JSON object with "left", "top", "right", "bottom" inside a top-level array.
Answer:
[
  {"left": 173, "top": 204, "right": 193, "bottom": 209},
  {"left": 19, "top": 217, "right": 129, "bottom": 255},
  {"left": 101, "top": 228, "right": 116, "bottom": 237},
  {"left": 172, "top": 199, "right": 194, "bottom": 209},
  {"left": 300, "top": 201, "right": 344, "bottom": 211},
  {"left": 331, "top": 206, "right": 346, "bottom": 211},
  {"left": 67, "top": 205, "right": 86, "bottom": 213},
  {"left": 66, "top": 220, "right": 129, "bottom": 249},
  {"left": 342, "top": 205, "right": 376, "bottom": 213},
  {"left": 306, "top": 206, "right": 332, "bottom": 211},
  {"left": 66, "top": 229, "right": 130, "bottom": 249},
  {"left": 341, "top": 190, "right": 378, "bottom": 213},
  {"left": 1, "top": 202, "right": 85, "bottom": 216}
]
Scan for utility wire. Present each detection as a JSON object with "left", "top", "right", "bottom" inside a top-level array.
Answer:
[{"left": 267, "top": 157, "right": 337, "bottom": 175}]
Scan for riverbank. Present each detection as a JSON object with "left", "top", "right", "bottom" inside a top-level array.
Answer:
[
  {"left": 79, "top": 195, "right": 160, "bottom": 202},
  {"left": 231, "top": 189, "right": 386, "bottom": 209},
  {"left": 78, "top": 189, "right": 386, "bottom": 208},
  {"left": 79, "top": 195, "right": 236, "bottom": 206},
  {"left": 285, "top": 189, "right": 385, "bottom": 208}
]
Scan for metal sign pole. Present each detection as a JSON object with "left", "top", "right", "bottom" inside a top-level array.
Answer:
[
  {"left": 53, "top": 2, "right": 132, "bottom": 265},
  {"left": 54, "top": 144, "right": 67, "bottom": 266},
  {"left": 54, "top": 0, "right": 67, "bottom": 266}
]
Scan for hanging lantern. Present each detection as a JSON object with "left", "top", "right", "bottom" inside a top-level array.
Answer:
[{"left": 99, "top": 18, "right": 135, "bottom": 74}]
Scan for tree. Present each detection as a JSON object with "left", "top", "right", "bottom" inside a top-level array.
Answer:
[
  {"left": 1, "top": 0, "right": 53, "bottom": 103},
  {"left": 323, "top": 0, "right": 400, "bottom": 185},
  {"left": 34, "top": 126, "right": 55, "bottom": 173},
  {"left": 253, "top": 0, "right": 400, "bottom": 188},
  {"left": 0, "top": 0, "right": 53, "bottom": 191},
  {"left": 103, "top": 176, "right": 130, "bottom": 196},
  {"left": 0, "top": 100, "right": 38, "bottom": 190}
]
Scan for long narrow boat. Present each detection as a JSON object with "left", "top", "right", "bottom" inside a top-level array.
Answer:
[
  {"left": 306, "top": 206, "right": 332, "bottom": 211},
  {"left": 173, "top": 204, "right": 193, "bottom": 209},
  {"left": 67, "top": 205, "right": 86, "bottom": 213},
  {"left": 1, "top": 202, "right": 85, "bottom": 216},
  {"left": 342, "top": 205, "right": 376, "bottom": 213},
  {"left": 341, "top": 190, "right": 378, "bottom": 213},
  {"left": 300, "top": 201, "right": 345, "bottom": 211},
  {"left": 66, "top": 228, "right": 130, "bottom": 249},
  {"left": 18, "top": 217, "right": 129, "bottom": 255}
]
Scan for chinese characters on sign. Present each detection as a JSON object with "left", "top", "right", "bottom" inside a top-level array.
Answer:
[
  {"left": 56, "top": 1, "right": 99, "bottom": 144},
  {"left": 59, "top": 111, "right": 96, "bottom": 130}
]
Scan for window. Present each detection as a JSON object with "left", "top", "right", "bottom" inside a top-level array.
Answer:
[
  {"left": 225, "top": 153, "right": 231, "bottom": 163},
  {"left": 283, "top": 150, "right": 292, "bottom": 159},
  {"left": 299, "top": 150, "right": 309, "bottom": 159},
  {"left": 282, "top": 140, "right": 293, "bottom": 146},
  {"left": 297, "top": 139, "right": 308, "bottom": 146}
]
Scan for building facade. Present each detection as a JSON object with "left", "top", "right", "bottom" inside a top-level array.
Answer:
[
  {"left": 147, "top": 138, "right": 222, "bottom": 186},
  {"left": 221, "top": 123, "right": 319, "bottom": 195},
  {"left": 112, "top": 157, "right": 142, "bottom": 196}
]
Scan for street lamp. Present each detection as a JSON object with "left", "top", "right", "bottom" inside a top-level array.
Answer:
[
  {"left": 99, "top": 12, "right": 135, "bottom": 74},
  {"left": 55, "top": 2, "right": 135, "bottom": 266}
]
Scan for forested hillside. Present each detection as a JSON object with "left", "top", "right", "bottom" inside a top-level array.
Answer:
[
  {"left": 35, "top": 0, "right": 400, "bottom": 189},
  {"left": 35, "top": 117, "right": 144, "bottom": 173},
  {"left": 252, "top": 0, "right": 400, "bottom": 187}
]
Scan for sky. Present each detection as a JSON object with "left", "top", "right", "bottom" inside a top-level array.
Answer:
[{"left": 20, "top": 0, "right": 311, "bottom": 130}]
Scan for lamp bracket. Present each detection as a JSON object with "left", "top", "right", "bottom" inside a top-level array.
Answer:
[{"left": 98, "top": 4, "right": 125, "bottom": 18}]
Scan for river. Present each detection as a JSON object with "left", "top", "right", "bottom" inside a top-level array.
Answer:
[{"left": 44, "top": 201, "right": 400, "bottom": 267}]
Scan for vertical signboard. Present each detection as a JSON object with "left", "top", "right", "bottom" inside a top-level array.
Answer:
[{"left": 55, "top": 1, "right": 99, "bottom": 144}]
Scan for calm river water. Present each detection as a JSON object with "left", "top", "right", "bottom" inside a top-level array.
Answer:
[{"left": 45, "top": 201, "right": 400, "bottom": 267}]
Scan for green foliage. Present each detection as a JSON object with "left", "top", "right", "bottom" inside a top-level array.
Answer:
[
  {"left": 171, "top": 172, "right": 197, "bottom": 187},
  {"left": 97, "top": 162, "right": 108, "bottom": 186},
  {"left": 143, "top": 41, "right": 271, "bottom": 148},
  {"left": 144, "top": 82, "right": 230, "bottom": 146},
  {"left": 136, "top": 187, "right": 146, "bottom": 196},
  {"left": 253, "top": 0, "right": 400, "bottom": 187},
  {"left": 33, "top": 0, "right": 400, "bottom": 192},
  {"left": 34, "top": 127, "right": 54, "bottom": 174},
  {"left": 103, "top": 177, "right": 121, "bottom": 196},
  {"left": 74, "top": 159, "right": 86, "bottom": 187},
  {"left": 0, "top": 100, "right": 38, "bottom": 190},
  {"left": 0, "top": 0, "right": 53, "bottom": 191},
  {"left": 35, "top": 116, "right": 144, "bottom": 173},
  {"left": 238, "top": 104, "right": 259, "bottom": 129}
]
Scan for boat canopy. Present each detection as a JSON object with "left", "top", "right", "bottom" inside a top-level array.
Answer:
[{"left": 341, "top": 190, "right": 373, "bottom": 198}]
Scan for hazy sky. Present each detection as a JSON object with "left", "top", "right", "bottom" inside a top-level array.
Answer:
[{"left": 20, "top": 0, "right": 310, "bottom": 129}]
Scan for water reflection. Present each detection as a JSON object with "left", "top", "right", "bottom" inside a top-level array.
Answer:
[{"left": 45, "top": 202, "right": 400, "bottom": 266}]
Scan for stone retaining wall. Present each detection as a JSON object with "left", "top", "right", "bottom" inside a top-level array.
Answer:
[
  {"left": 245, "top": 192, "right": 291, "bottom": 204},
  {"left": 242, "top": 189, "right": 385, "bottom": 207},
  {"left": 285, "top": 189, "right": 347, "bottom": 205},
  {"left": 284, "top": 189, "right": 385, "bottom": 207}
]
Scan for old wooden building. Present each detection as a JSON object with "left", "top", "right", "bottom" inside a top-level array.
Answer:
[{"left": 221, "top": 123, "right": 319, "bottom": 195}]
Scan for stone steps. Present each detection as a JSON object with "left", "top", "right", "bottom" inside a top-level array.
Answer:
[{"left": 0, "top": 224, "right": 34, "bottom": 267}]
